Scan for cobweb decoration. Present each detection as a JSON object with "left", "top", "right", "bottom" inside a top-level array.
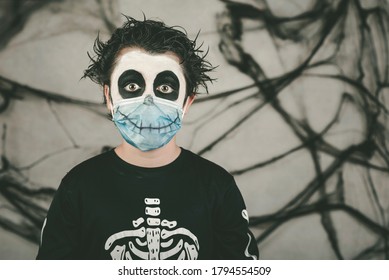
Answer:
[
  {"left": 0, "top": 0, "right": 118, "bottom": 246},
  {"left": 0, "top": 0, "right": 388, "bottom": 259},
  {"left": 196, "top": 0, "right": 389, "bottom": 259}
]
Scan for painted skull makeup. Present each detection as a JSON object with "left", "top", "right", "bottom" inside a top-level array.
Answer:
[{"left": 109, "top": 49, "right": 189, "bottom": 151}]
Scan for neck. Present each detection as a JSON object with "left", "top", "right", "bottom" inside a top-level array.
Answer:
[{"left": 114, "top": 138, "right": 181, "bottom": 168}]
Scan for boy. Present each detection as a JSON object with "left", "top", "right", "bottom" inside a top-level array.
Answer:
[{"left": 37, "top": 16, "right": 258, "bottom": 260}]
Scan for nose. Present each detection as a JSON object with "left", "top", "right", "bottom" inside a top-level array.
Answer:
[{"left": 143, "top": 95, "right": 154, "bottom": 106}]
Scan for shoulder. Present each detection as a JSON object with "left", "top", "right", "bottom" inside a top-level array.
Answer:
[
  {"left": 181, "top": 148, "right": 235, "bottom": 186},
  {"left": 182, "top": 148, "right": 231, "bottom": 175},
  {"left": 61, "top": 149, "right": 113, "bottom": 184}
]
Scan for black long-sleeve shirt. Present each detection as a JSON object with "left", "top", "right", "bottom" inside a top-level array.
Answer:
[{"left": 37, "top": 148, "right": 259, "bottom": 260}]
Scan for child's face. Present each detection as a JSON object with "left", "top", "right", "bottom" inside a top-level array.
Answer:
[{"left": 109, "top": 47, "right": 187, "bottom": 107}]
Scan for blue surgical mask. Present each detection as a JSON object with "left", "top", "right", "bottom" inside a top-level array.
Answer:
[{"left": 112, "top": 95, "right": 183, "bottom": 151}]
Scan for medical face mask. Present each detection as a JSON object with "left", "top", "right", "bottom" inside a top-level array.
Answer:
[{"left": 112, "top": 95, "right": 184, "bottom": 151}]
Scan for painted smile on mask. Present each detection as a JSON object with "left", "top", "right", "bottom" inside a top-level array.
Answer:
[
  {"left": 116, "top": 95, "right": 181, "bottom": 133},
  {"left": 112, "top": 95, "right": 184, "bottom": 151}
]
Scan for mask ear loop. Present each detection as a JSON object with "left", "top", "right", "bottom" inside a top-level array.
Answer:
[
  {"left": 182, "top": 103, "right": 188, "bottom": 119},
  {"left": 110, "top": 102, "right": 115, "bottom": 121},
  {"left": 106, "top": 87, "right": 115, "bottom": 121},
  {"left": 182, "top": 94, "right": 195, "bottom": 119}
]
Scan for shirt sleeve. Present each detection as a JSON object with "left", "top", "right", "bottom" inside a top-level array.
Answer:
[
  {"left": 36, "top": 177, "right": 80, "bottom": 259},
  {"left": 212, "top": 178, "right": 259, "bottom": 260}
]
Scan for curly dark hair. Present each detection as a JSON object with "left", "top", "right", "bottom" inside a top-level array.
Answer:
[{"left": 83, "top": 16, "right": 215, "bottom": 102}]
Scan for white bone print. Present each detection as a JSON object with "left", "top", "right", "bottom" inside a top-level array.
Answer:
[{"left": 104, "top": 198, "right": 199, "bottom": 259}]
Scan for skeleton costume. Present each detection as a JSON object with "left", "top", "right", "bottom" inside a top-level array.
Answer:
[
  {"left": 37, "top": 49, "right": 258, "bottom": 260},
  {"left": 36, "top": 148, "right": 258, "bottom": 259}
]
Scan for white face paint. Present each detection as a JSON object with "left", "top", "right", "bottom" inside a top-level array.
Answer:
[{"left": 110, "top": 48, "right": 187, "bottom": 107}]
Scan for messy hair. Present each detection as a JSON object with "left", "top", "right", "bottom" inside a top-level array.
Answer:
[{"left": 83, "top": 16, "right": 215, "bottom": 101}]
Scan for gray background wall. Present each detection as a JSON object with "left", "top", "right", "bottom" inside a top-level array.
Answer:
[{"left": 0, "top": 0, "right": 388, "bottom": 259}]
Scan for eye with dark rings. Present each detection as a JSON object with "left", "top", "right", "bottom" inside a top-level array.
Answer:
[
  {"left": 156, "top": 84, "right": 174, "bottom": 94},
  {"left": 124, "top": 83, "right": 141, "bottom": 92}
]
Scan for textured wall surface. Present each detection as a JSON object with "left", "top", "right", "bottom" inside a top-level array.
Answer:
[{"left": 0, "top": 0, "right": 388, "bottom": 259}]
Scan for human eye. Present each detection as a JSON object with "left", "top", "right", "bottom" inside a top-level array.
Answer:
[
  {"left": 156, "top": 84, "right": 174, "bottom": 94},
  {"left": 124, "top": 83, "right": 141, "bottom": 92}
]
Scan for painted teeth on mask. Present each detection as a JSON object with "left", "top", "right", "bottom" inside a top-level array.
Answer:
[
  {"left": 120, "top": 115, "right": 181, "bottom": 134},
  {"left": 158, "top": 122, "right": 163, "bottom": 133},
  {"left": 132, "top": 126, "right": 141, "bottom": 134},
  {"left": 128, "top": 121, "right": 139, "bottom": 133},
  {"left": 112, "top": 100, "right": 183, "bottom": 151},
  {"left": 169, "top": 123, "right": 175, "bottom": 132}
]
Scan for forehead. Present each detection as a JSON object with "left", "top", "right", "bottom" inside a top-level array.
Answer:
[{"left": 112, "top": 47, "right": 184, "bottom": 77}]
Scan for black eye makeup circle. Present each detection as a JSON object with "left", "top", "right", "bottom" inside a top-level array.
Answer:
[
  {"left": 153, "top": 71, "right": 180, "bottom": 101},
  {"left": 117, "top": 70, "right": 145, "bottom": 99}
]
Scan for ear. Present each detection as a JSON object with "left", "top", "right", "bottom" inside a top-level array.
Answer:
[
  {"left": 104, "top": 85, "right": 113, "bottom": 113},
  {"left": 183, "top": 94, "right": 196, "bottom": 117}
]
